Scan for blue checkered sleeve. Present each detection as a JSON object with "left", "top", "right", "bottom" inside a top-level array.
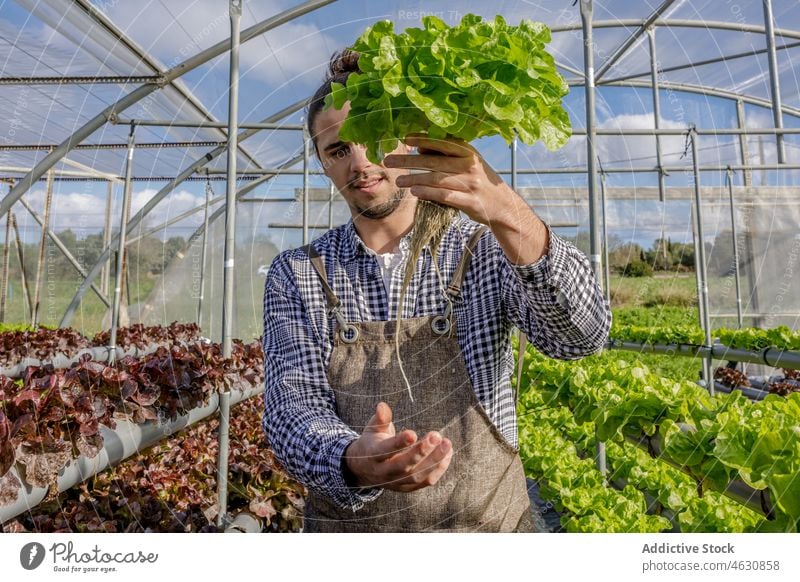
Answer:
[
  {"left": 498, "top": 222, "right": 612, "bottom": 359},
  {"left": 261, "top": 252, "right": 382, "bottom": 512}
]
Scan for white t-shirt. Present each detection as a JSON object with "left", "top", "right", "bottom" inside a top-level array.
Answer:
[{"left": 365, "top": 246, "right": 405, "bottom": 296}]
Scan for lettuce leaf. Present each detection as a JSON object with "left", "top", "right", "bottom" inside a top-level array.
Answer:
[{"left": 324, "top": 14, "right": 571, "bottom": 163}]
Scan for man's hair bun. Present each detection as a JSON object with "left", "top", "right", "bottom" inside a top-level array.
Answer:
[
  {"left": 307, "top": 48, "right": 362, "bottom": 153},
  {"left": 327, "top": 49, "right": 360, "bottom": 79}
]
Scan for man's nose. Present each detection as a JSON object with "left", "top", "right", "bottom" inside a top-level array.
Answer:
[{"left": 348, "top": 143, "right": 373, "bottom": 174}]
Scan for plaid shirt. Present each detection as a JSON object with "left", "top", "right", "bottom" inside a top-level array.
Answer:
[{"left": 262, "top": 216, "right": 611, "bottom": 511}]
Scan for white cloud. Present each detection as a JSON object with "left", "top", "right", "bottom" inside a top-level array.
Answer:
[
  {"left": 596, "top": 113, "right": 692, "bottom": 167},
  {"left": 9, "top": 187, "right": 207, "bottom": 238},
  {"left": 99, "top": 0, "right": 337, "bottom": 88},
  {"left": 515, "top": 113, "right": 693, "bottom": 171}
]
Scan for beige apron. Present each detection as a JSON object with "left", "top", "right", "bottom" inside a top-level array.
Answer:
[{"left": 302, "top": 226, "right": 534, "bottom": 532}]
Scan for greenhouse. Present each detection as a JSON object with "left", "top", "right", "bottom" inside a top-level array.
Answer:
[{"left": 0, "top": 0, "right": 799, "bottom": 535}]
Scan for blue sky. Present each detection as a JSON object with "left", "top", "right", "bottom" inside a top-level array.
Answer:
[{"left": 0, "top": 0, "right": 799, "bottom": 251}]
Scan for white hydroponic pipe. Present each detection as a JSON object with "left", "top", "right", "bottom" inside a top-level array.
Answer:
[
  {"left": 605, "top": 340, "right": 800, "bottom": 371},
  {"left": 0, "top": 343, "right": 172, "bottom": 379},
  {"left": 0, "top": 382, "right": 263, "bottom": 524}
]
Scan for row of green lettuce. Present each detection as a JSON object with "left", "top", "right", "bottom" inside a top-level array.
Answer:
[
  {"left": 520, "top": 386, "right": 767, "bottom": 532},
  {"left": 0, "top": 323, "right": 38, "bottom": 333},
  {"left": 610, "top": 323, "right": 800, "bottom": 353},
  {"left": 518, "top": 401, "right": 672, "bottom": 532},
  {"left": 513, "top": 341, "right": 800, "bottom": 532}
]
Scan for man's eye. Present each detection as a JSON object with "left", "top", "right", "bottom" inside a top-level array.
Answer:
[{"left": 334, "top": 145, "right": 350, "bottom": 156}]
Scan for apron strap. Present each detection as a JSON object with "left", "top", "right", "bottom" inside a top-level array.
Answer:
[
  {"left": 303, "top": 244, "right": 360, "bottom": 343},
  {"left": 302, "top": 244, "right": 340, "bottom": 312},
  {"left": 446, "top": 225, "right": 489, "bottom": 300}
]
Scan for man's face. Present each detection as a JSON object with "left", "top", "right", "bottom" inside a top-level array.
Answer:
[{"left": 312, "top": 101, "right": 412, "bottom": 221}]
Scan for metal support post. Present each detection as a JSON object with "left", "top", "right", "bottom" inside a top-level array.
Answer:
[
  {"left": 690, "top": 202, "right": 706, "bottom": 330},
  {"left": 32, "top": 168, "right": 54, "bottom": 327},
  {"left": 123, "top": 188, "right": 133, "bottom": 310},
  {"left": 110, "top": 125, "right": 136, "bottom": 357},
  {"left": 10, "top": 213, "right": 32, "bottom": 321},
  {"left": 217, "top": 0, "right": 242, "bottom": 529},
  {"left": 726, "top": 168, "right": 744, "bottom": 329},
  {"left": 736, "top": 100, "right": 752, "bottom": 187},
  {"left": 581, "top": 0, "right": 604, "bottom": 289},
  {"left": 197, "top": 175, "right": 212, "bottom": 329},
  {"left": 688, "top": 128, "right": 714, "bottom": 393},
  {"left": 302, "top": 126, "right": 310, "bottom": 245},
  {"left": 216, "top": 390, "right": 232, "bottom": 528},
  {"left": 762, "top": 0, "right": 786, "bottom": 163},
  {"left": 647, "top": 27, "right": 667, "bottom": 202},
  {"left": 599, "top": 167, "right": 611, "bottom": 305},
  {"left": 0, "top": 209, "right": 11, "bottom": 322},
  {"left": 580, "top": 0, "right": 606, "bottom": 476}
]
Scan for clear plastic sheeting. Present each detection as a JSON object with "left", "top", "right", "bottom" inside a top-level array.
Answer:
[
  {"left": 7, "top": 0, "right": 154, "bottom": 77},
  {"left": 2, "top": 0, "right": 271, "bottom": 175},
  {"left": 138, "top": 199, "right": 280, "bottom": 343},
  {"left": 1, "top": 0, "right": 799, "bottom": 338},
  {"left": 703, "top": 197, "right": 800, "bottom": 330}
]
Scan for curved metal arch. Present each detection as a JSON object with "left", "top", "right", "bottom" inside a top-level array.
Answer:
[
  {"left": 551, "top": 18, "right": 800, "bottom": 106},
  {"left": 550, "top": 16, "right": 800, "bottom": 120},
  {"left": 596, "top": 40, "right": 800, "bottom": 85},
  {"left": 551, "top": 19, "right": 800, "bottom": 40},
  {"left": 563, "top": 78, "right": 800, "bottom": 121},
  {"left": 0, "top": 0, "right": 336, "bottom": 218},
  {"left": 69, "top": 0, "right": 263, "bottom": 174},
  {"left": 59, "top": 98, "right": 307, "bottom": 328},
  {"left": 597, "top": 78, "right": 800, "bottom": 119},
  {"left": 592, "top": 0, "right": 679, "bottom": 82}
]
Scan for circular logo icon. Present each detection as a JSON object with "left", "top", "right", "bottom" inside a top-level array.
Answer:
[{"left": 20, "top": 542, "right": 46, "bottom": 570}]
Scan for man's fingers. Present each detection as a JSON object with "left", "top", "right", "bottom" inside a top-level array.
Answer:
[
  {"left": 395, "top": 171, "right": 473, "bottom": 191},
  {"left": 364, "top": 402, "right": 394, "bottom": 435},
  {"left": 370, "top": 429, "right": 418, "bottom": 462},
  {"left": 414, "top": 442, "right": 453, "bottom": 486},
  {"left": 392, "top": 440, "right": 453, "bottom": 491},
  {"left": 385, "top": 436, "right": 452, "bottom": 482},
  {"left": 383, "top": 431, "right": 441, "bottom": 473}
]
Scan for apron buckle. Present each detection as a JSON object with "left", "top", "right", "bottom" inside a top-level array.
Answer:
[
  {"left": 431, "top": 299, "right": 453, "bottom": 336},
  {"left": 330, "top": 304, "right": 360, "bottom": 343}
]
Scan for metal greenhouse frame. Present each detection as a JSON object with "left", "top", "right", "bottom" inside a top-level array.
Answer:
[{"left": 1, "top": 0, "right": 799, "bottom": 528}]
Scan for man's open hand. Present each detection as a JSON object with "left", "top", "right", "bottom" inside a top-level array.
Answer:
[{"left": 343, "top": 402, "right": 453, "bottom": 492}]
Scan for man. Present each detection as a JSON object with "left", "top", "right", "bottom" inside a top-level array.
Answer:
[{"left": 262, "top": 50, "right": 611, "bottom": 532}]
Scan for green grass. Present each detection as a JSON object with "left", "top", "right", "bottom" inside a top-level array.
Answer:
[
  {"left": 608, "top": 273, "right": 699, "bottom": 309},
  {"left": 1, "top": 276, "right": 155, "bottom": 336}
]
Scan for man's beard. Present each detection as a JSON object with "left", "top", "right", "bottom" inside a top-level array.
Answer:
[{"left": 355, "top": 187, "right": 406, "bottom": 220}]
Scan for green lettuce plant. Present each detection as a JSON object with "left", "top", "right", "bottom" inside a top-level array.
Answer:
[{"left": 325, "top": 14, "right": 571, "bottom": 162}]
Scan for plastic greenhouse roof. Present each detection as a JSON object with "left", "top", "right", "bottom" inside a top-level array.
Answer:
[{"left": 0, "top": 0, "right": 799, "bottom": 182}]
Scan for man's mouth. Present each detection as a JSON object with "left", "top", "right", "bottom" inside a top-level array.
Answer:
[{"left": 351, "top": 176, "right": 384, "bottom": 193}]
